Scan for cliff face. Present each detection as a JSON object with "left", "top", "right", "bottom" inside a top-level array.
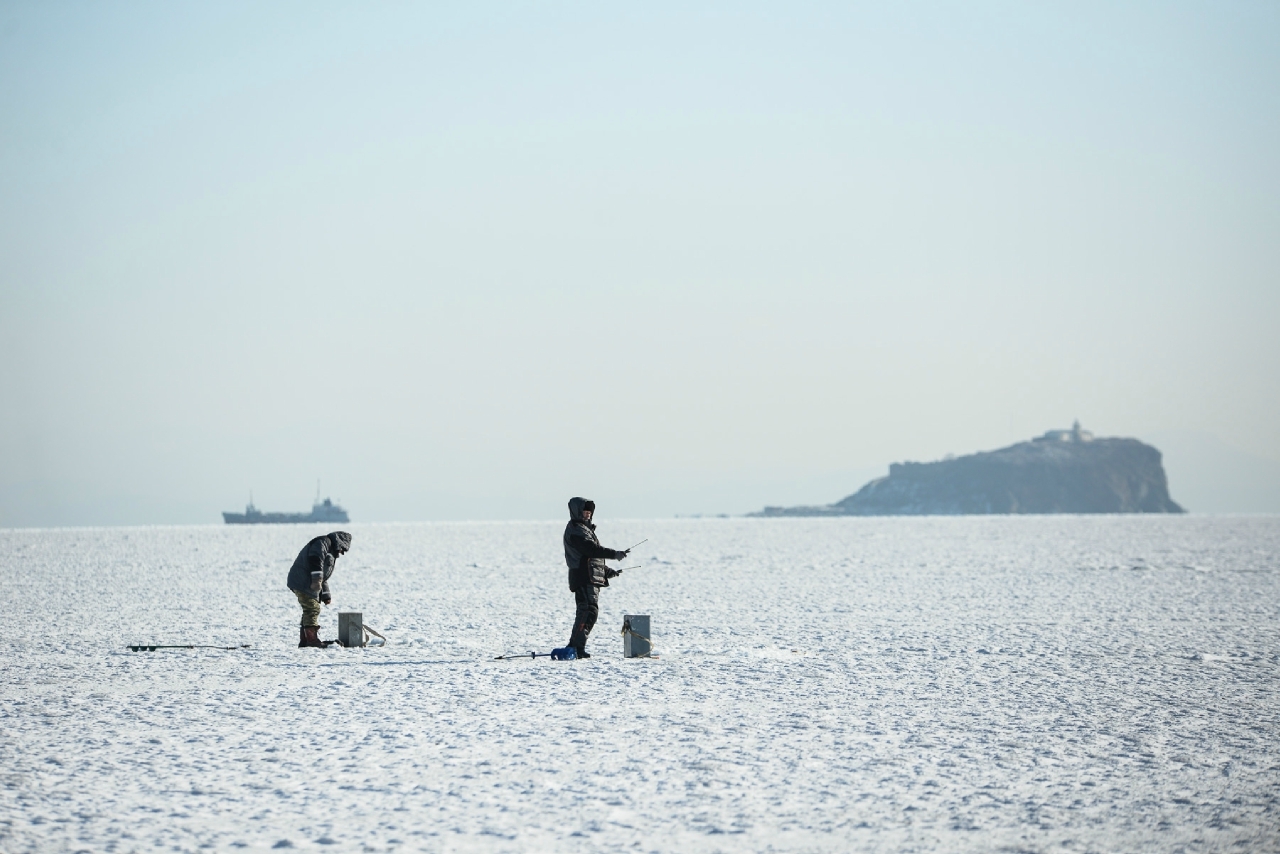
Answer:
[{"left": 756, "top": 437, "right": 1185, "bottom": 516}]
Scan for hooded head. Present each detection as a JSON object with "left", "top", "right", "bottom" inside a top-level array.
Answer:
[
  {"left": 328, "top": 531, "right": 353, "bottom": 555},
  {"left": 568, "top": 497, "right": 596, "bottom": 522}
]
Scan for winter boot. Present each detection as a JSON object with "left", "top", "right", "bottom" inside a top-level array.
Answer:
[
  {"left": 574, "top": 646, "right": 591, "bottom": 660},
  {"left": 299, "top": 626, "right": 324, "bottom": 648}
]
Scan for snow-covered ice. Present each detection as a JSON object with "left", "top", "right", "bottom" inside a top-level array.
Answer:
[{"left": 2, "top": 516, "right": 1278, "bottom": 852}]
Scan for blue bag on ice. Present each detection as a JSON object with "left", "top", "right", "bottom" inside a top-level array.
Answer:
[{"left": 550, "top": 646, "right": 577, "bottom": 661}]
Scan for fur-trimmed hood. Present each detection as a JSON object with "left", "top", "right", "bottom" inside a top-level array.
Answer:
[{"left": 567, "top": 497, "right": 595, "bottom": 527}]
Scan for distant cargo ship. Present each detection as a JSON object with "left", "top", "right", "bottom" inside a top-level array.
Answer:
[{"left": 223, "top": 495, "right": 350, "bottom": 525}]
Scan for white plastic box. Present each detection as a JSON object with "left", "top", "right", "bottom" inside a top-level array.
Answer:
[
  {"left": 622, "top": 614, "right": 651, "bottom": 658},
  {"left": 337, "top": 612, "right": 365, "bottom": 648}
]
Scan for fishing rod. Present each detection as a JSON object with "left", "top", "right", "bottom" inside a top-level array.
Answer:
[
  {"left": 624, "top": 539, "right": 648, "bottom": 551},
  {"left": 128, "top": 645, "right": 252, "bottom": 650},
  {"left": 494, "top": 650, "right": 555, "bottom": 660},
  {"left": 607, "top": 564, "right": 642, "bottom": 579}
]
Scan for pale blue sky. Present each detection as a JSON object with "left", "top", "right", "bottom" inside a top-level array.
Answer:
[{"left": 2, "top": 2, "right": 1278, "bottom": 525}]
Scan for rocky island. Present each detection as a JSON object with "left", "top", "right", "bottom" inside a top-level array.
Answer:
[{"left": 755, "top": 423, "right": 1185, "bottom": 516}]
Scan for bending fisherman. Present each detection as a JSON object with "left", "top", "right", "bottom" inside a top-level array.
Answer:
[
  {"left": 286, "top": 531, "right": 352, "bottom": 648},
  {"left": 563, "top": 498, "right": 629, "bottom": 659}
]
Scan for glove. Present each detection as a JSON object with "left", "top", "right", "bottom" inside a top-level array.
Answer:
[
  {"left": 614, "top": 549, "right": 629, "bottom": 560},
  {"left": 319, "top": 591, "right": 332, "bottom": 605},
  {"left": 604, "top": 568, "right": 620, "bottom": 579}
]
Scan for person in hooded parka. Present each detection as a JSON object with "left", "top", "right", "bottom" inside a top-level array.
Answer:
[
  {"left": 563, "top": 498, "right": 629, "bottom": 658},
  {"left": 286, "top": 531, "right": 352, "bottom": 647}
]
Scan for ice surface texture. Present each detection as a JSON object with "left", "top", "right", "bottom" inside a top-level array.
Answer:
[{"left": 2, "top": 516, "right": 1278, "bottom": 853}]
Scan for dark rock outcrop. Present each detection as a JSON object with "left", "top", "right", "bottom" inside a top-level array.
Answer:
[{"left": 755, "top": 432, "right": 1185, "bottom": 516}]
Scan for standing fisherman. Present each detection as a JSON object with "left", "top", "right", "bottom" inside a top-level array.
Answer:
[
  {"left": 286, "top": 531, "right": 352, "bottom": 648},
  {"left": 563, "top": 498, "right": 629, "bottom": 659}
]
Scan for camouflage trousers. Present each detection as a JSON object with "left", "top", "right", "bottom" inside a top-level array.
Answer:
[{"left": 294, "top": 590, "right": 321, "bottom": 628}]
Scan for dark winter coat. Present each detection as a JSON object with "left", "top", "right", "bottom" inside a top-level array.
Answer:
[
  {"left": 563, "top": 497, "right": 623, "bottom": 591},
  {"left": 286, "top": 531, "right": 352, "bottom": 602}
]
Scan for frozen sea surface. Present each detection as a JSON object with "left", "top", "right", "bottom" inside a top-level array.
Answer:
[{"left": 2, "top": 516, "right": 1279, "bottom": 853}]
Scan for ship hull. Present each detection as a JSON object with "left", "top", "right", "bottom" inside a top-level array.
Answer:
[
  {"left": 222, "top": 512, "right": 349, "bottom": 524},
  {"left": 222, "top": 499, "right": 349, "bottom": 525}
]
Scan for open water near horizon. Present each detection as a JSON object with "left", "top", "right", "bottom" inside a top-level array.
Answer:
[{"left": 2, "top": 515, "right": 1278, "bottom": 852}]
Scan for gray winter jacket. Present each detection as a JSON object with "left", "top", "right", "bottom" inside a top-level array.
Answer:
[
  {"left": 286, "top": 532, "right": 352, "bottom": 602},
  {"left": 563, "top": 497, "right": 624, "bottom": 591}
]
